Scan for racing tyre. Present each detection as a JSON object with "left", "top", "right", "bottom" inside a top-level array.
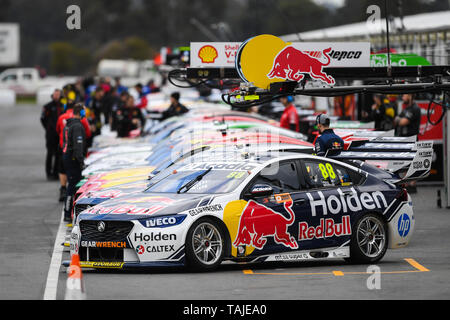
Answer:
[
  {"left": 185, "top": 218, "right": 226, "bottom": 272},
  {"left": 347, "top": 213, "right": 388, "bottom": 264}
]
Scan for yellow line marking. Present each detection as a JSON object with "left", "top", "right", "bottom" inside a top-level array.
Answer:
[
  {"left": 404, "top": 258, "right": 430, "bottom": 272},
  {"left": 344, "top": 270, "right": 421, "bottom": 275},
  {"left": 243, "top": 271, "right": 332, "bottom": 276},
  {"left": 242, "top": 259, "right": 430, "bottom": 276}
]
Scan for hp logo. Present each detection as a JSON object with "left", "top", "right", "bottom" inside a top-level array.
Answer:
[{"left": 397, "top": 214, "right": 411, "bottom": 237}]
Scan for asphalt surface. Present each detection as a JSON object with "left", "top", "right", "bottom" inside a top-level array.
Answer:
[
  {"left": 0, "top": 104, "right": 62, "bottom": 299},
  {"left": 1, "top": 104, "right": 450, "bottom": 300}
]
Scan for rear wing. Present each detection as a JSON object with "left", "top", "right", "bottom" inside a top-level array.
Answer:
[{"left": 329, "top": 139, "right": 433, "bottom": 184}]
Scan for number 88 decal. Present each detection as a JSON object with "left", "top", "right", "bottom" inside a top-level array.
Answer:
[{"left": 318, "top": 163, "right": 336, "bottom": 180}]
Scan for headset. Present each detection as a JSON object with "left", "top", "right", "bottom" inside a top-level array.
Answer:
[
  {"left": 286, "top": 95, "right": 294, "bottom": 103},
  {"left": 80, "top": 108, "right": 86, "bottom": 118},
  {"left": 316, "top": 113, "right": 330, "bottom": 126}
]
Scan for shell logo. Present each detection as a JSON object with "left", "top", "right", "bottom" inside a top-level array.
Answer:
[{"left": 198, "top": 45, "right": 218, "bottom": 63}]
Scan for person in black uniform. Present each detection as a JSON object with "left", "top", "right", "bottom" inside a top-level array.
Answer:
[
  {"left": 115, "top": 95, "right": 146, "bottom": 138},
  {"left": 394, "top": 94, "right": 422, "bottom": 137},
  {"left": 110, "top": 91, "right": 129, "bottom": 131},
  {"left": 62, "top": 103, "right": 86, "bottom": 222},
  {"left": 88, "top": 86, "right": 104, "bottom": 136},
  {"left": 314, "top": 113, "right": 344, "bottom": 156},
  {"left": 161, "top": 92, "right": 189, "bottom": 120},
  {"left": 40, "top": 89, "right": 64, "bottom": 180}
]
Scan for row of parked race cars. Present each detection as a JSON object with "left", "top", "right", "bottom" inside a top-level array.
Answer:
[{"left": 66, "top": 100, "right": 433, "bottom": 271}]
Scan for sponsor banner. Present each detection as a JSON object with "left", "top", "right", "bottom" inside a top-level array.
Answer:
[
  {"left": 191, "top": 39, "right": 370, "bottom": 69},
  {"left": 132, "top": 231, "right": 180, "bottom": 258},
  {"left": 370, "top": 53, "right": 431, "bottom": 67},
  {"left": 236, "top": 34, "right": 370, "bottom": 88},
  {"left": 298, "top": 216, "right": 351, "bottom": 241},
  {"left": 274, "top": 193, "right": 292, "bottom": 204},
  {"left": 85, "top": 203, "right": 169, "bottom": 215},
  {"left": 80, "top": 241, "right": 127, "bottom": 248},
  {"left": 139, "top": 215, "right": 187, "bottom": 228},
  {"left": 397, "top": 213, "right": 411, "bottom": 237},
  {"left": 188, "top": 204, "right": 223, "bottom": 217},
  {"left": 283, "top": 42, "right": 370, "bottom": 68},
  {"left": 179, "top": 162, "right": 257, "bottom": 171},
  {"left": 306, "top": 187, "right": 387, "bottom": 217},
  {"left": 266, "top": 247, "right": 350, "bottom": 261},
  {"left": 417, "top": 101, "right": 443, "bottom": 142},
  {"left": 190, "top": 42, "right": 240, "bottom": 67},
  {"left": 233, "top": 200, "right": 298, "bottom": 250},
  {"left": 80, "top": 261, "right": 124, "bottom": 269},
  {"left": 134, "top": 232, "right": 177, "bottom": 242},
  {"left": 135, "top": 244, "right": 175, "bottom": 255}
]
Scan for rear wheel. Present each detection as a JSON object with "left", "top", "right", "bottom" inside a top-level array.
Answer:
[
  {"left": 347, "top": 213, "right": 388, "bottom": 264},
  {"left": 185, "top": 218, "right": 225, "bottom": 271}
]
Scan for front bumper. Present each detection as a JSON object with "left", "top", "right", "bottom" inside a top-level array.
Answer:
[{"left": 69, "top": 214, "right": 188, "bottom": 268}]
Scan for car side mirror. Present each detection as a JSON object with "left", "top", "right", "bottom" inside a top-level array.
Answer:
[{"left": 248, "top": 184, "right": 273, "bottom": 198}]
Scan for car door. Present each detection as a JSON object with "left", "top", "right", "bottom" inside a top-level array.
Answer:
[
  {"left": 237, "top": 160, "right": 307, "bottom": 255},
  {"left": 296, "top": 159, "right": 361, "bottom": 250}
]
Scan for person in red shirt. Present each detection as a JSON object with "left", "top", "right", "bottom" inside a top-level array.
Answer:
[
  {"left": 134, "top": 83, "right": 148, "bottom": 110},
  {"left": 55, "top": 102, "right": 92, "bottom": 202},
  {"left": 279, "top": 96, "right": 299, "bottom": 132}
]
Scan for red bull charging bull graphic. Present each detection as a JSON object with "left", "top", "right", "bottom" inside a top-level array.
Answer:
[
  {"left": 233, "top": 199, "right": 298, "bottom": 250},
  {"left": 235, "top": 34, "right": 369, "bottom": 89},
  {"left": 267, "top": 46, "right": 335, "bottom": 85}
]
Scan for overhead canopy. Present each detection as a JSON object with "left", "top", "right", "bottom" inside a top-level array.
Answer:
[{"left": 281, "top": 11, "right": 450, "bottom": 41}]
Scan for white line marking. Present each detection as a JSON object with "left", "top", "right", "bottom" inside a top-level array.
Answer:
[{"left": 43, "top": 210, "right": 67, "bottom": 300}]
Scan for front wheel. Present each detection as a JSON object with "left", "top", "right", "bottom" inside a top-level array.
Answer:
[
  {"left": 347, "top": 213, "right": 388, "bottom": 264},
  {"left": 185, "top": 218, "right": 225, "bottom": 271}
]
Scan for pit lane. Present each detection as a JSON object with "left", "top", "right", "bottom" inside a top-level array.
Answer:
[
  {"left": 0, "top": 104, "right": 449, "bottom": 300},
  {"left": 54, "top": 160, "right": 450, "bottom": 300}
]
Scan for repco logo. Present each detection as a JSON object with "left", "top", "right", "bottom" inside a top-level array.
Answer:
[
  {"left": 329, "top": 50, "right": 362, "bottom": 61},
  {"left": 306, "top": 187, "right": 387, "bottom": 216}
]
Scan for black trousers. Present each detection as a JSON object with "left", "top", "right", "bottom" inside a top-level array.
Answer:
[
  {"left": 63, "top": 154, "right": 82, "bottom": 218},
  {"left": 45, "top": 143, "right": 59, "bottom": 177},
  {"left": 45, "top": 134, "right": 59, "bottom": 177}
]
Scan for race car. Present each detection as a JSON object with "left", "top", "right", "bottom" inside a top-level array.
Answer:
[
  {"left": 72, "top": 143, "right": 315, "bottom": 221},
  {"left": 82, "top": 117, "right": 309, "bottom": 177},
  {"left": 67, "top": 141, "right": 432, "bottom": 271}
]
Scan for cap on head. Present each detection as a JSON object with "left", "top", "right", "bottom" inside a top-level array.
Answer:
[{"left": 316, "top": 113, "right": 330, "bottom": 126}]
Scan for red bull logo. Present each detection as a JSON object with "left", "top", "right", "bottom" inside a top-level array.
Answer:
[
  {"left": 298, "top": 216, "right": 351, "bottom": 241},
  {"left": 233, "top": 200, "right": 298, "bottom": 250},
  {"left": 267, "top": 46, "right": 335, "bottom": 85}
]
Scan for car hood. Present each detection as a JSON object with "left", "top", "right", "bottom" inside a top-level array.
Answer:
[{"left": 78, "top": 192, "right": 217, "bottom": 221}]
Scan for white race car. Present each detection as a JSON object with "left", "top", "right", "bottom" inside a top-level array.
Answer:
[{"left": 67, "top": 144, "right": 431, "bottom": 271}]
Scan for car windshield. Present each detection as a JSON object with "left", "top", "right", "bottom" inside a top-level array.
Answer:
[{"left": 145, "top": 168, "right": 250, "bottom": 194}]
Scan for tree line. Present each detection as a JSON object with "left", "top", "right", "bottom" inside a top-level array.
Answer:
[{"left": 0, "top": 0, "right": 447, "bottom": 75}]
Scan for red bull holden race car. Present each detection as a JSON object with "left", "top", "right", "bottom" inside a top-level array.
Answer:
[{"left": 67, "top": 140, "right": 432, "bottom": 271}]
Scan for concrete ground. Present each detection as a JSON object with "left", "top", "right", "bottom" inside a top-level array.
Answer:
[
  {"left": 1, "top": 104, "right": 450, "bottom": 300},
  {"left": 0, "top": 104, "right": 61, "bottom": 299}
]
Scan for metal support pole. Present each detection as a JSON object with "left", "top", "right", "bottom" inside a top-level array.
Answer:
[{"left": 444, "top": 105, "right": 450, "bottom": 207}]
